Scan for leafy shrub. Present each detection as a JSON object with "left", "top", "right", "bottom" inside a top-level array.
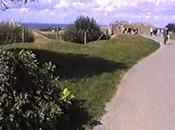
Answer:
[
  {"left": 0, "top": 22, "right": 34, "bottom": 45},
  {"left": 166, "top": 23, "right": 175, "bottom": 32},
  {"left": 0, "top": 49, "right": 75, "bottom": 130},
  {"left": 62, "top": 16, "right": 105, "bottom": 44}
]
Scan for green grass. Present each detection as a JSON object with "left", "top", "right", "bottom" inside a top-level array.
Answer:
[
  {"left": 170, "top": 33, "right": 175, "bottom": 40},
  {"left": 38, "top": 31, "right": 64, "bottom": 40},
  {"left": 39, "top": 31, "right": 57, "bottom": 39},
  {"left": 1, "top": 35, "right": 160, "bottom": 121}
]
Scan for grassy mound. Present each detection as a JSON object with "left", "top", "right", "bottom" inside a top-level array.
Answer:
[{"left": 1, "top": 35, "right": 160, "bottom": 121}]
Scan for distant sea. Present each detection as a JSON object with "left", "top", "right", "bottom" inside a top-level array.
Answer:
[{"left": 21, "top": 23, "right": 69, "bottom": 30}]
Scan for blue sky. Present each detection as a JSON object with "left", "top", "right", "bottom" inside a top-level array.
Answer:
[{"left": 1, "top": 0, "right": 175, "bottom": 27}]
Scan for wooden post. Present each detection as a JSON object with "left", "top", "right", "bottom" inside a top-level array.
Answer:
[
  {"left": 97, "top": 32, "right": 105, "bottom": 42},
  {"left": 22, "top": 26, "right": 25, "bottom": 43},
  {"left": 14, "top": 27, "right": 16, "bottom": 43},
  {"left": 111, "top": 25, "right": 114, "bottom": 35},
  {"left": 84, "top": 32, "right": 87, "bottom": 44},
  {"left": 56, "top": 27, "right": 59, "bottom": 40},
  {"left": 12, "top": 25, "right": 16, "bottom": 43},
  {"left": 106, "top": 29, "right": 109, "bottom": 40}
]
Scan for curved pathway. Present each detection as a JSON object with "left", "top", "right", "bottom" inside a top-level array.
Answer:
[{"left": 95, "top": 36, "right": 175, "bottom": 130}]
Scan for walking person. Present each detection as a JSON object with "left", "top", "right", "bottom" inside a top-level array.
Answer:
[
  {"left": 163, "top": 28, "right": 169, "bottom": 45},
  {"left": 150, "top": 27, "right": 153, "bottom": 36}
]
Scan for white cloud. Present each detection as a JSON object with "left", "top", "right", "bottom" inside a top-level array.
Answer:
[
  {"left": 20, "top": 7, "right": 30, "bottom": 15},
  {"left": 54, "top": 0, "right": 69, "bottom": 9},
  {"left": 39, "top": 0, "right": 52, "bottom": 4},
  {"left": 72, "top": 2, "right": 85, "bottom": 9},
  {"left": 40, "top": 9, "right": 50, "bottom": 16},
  {"left": 40, "top": 9, "right": 56, "bottom": 16},
  {"left": 95, "top": 0, "right": 112, "bottom": 6},
  {"left": 1, "top": 0, "right": 175, "bottom": 26}
]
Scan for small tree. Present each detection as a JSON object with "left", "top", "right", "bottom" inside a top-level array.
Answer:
[
  {"left": 166, "top": 23, "right": 175, "bottom": 33},
  {"left": 63, "top": 16, "right": 104, "bottom": 44},
  {"left": 0, "top": 49, "right": 75, "bottom": 130}
]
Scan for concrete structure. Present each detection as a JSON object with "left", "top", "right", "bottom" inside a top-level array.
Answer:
[{"left": 109, "top": 21, "right": 155, "bottom": 35}]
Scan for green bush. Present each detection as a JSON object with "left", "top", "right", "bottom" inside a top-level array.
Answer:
[
  {"left": 63, "top": 16, "right": 105, "bottom": 44},
  {"left": 166, "top": 23, "right": 175, "bottom": 33},
  {"left": 0, "top": 22, "right": 34, "bottom": 45},
  {"left": 0, "top": 49, "right": 75, "bottom": 130}
]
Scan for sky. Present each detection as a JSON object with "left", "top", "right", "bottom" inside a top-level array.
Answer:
[{"left": 1, "top": 0, "right": 175, "bottom": 27}]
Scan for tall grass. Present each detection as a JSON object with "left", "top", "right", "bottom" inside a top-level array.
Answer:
[{"left": 0, "top": 22, "right": 34, "bottom": 45}]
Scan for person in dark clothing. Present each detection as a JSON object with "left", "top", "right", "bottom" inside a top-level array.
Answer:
[{"left": 163, "top": 28, "right": 169, "bottom": 45}]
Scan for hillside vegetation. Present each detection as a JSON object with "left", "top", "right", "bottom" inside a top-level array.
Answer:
[
  {"left": 0, "top": 22, "right": 34, "bottom": 45},
  {"left": 2, "top": 35, "right": 160, "bottom": 117}
]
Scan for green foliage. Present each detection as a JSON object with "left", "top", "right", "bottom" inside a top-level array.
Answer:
[
  {"left": 62, "top": 16, "right": 104, "bottom": 44},
  {"left": 2, "top": 35, "right": 160, "bottom": 127},
  {"left": 0, "top": 22, "right": 34, "bottom": 45},
  {"left": 166, "top": 23, "right": 175, "bottom": 32},
  {"left": 0, "top": 49, "right": 75, "bottom": 130}
]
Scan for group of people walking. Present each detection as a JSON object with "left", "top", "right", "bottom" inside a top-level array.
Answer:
[{"left": 150, "top": 27, "right": 170, "bottom": 45}]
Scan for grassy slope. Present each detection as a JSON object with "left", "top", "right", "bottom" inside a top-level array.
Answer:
[{"left": 1, "top": 35, "right": 160, "bottom": 119}]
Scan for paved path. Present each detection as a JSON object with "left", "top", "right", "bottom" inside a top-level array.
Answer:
[{"left": 95, "top": 36, "right": 175, "bottom": 130}]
